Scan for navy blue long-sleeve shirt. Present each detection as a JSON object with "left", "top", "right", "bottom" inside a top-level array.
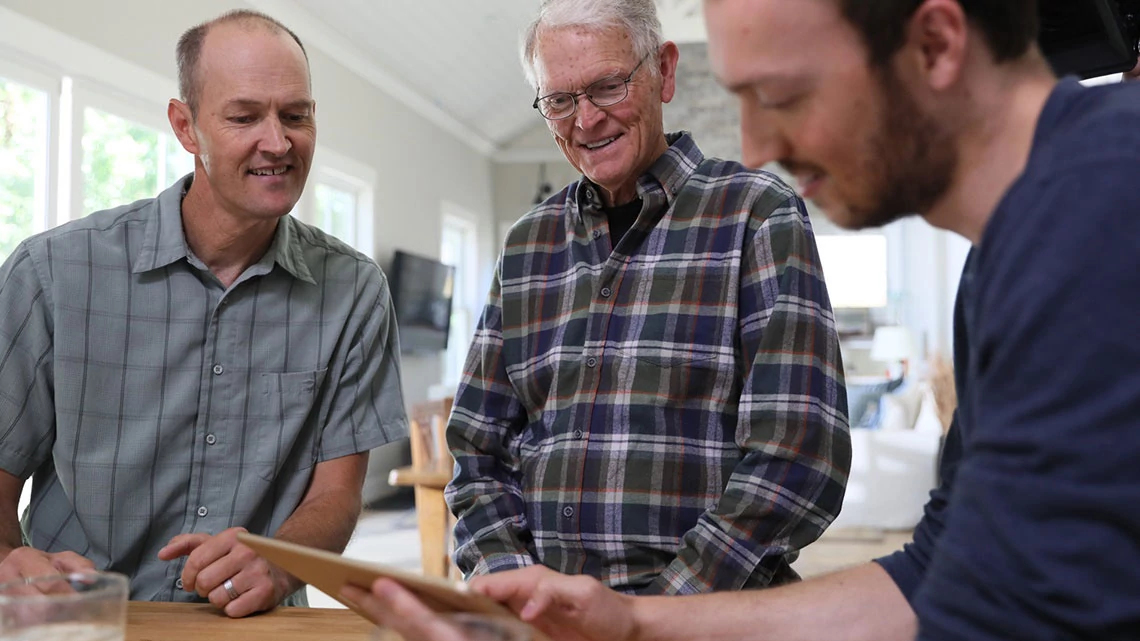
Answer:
[{"left": 877, "top": 77, "right": 1140, "bottom": 638}]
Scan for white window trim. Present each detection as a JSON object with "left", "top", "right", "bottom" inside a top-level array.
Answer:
[
  {"left": 441, "top": 203, "right": 480, "bottom": 388},
  {"left": 300, "top": 147, "right": 377, "bottom": 258},
  {"left": 0, "top": 57, "right": 59, "bottom": 234}
]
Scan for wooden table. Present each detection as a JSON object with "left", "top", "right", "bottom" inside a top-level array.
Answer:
[{"left": 127, "top": 602, "right": 399, "bottom": 641}]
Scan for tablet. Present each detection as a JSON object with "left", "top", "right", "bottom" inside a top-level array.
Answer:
[{"left": 236, "top": 532, "right": 517, "bottom": 618}]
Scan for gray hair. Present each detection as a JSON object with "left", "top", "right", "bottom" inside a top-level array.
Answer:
[
  {"left": 520, "top": 0, "right": 664, "bottom": 91},
  {"left": 176, "top": 10, "right": 309, "bottom": 117}
]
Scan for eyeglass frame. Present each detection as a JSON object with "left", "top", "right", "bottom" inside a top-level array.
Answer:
[{"left": 531, "top": 51, "right": 654, "bottom": 121}]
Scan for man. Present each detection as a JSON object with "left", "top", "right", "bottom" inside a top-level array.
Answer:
[
  {"left": 0, "top": 10, "right": 407, "bottom": 618},
  {"left": 347, "top": 0, "right": 1140, "bottom": 638},
  {"left": 446, "top": 0, "right": 849, "bottom": 595}
]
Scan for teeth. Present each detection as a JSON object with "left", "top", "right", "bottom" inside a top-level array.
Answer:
[
  {"left": 250, "top": 167, "right": 288, "bottom": 176},
  {"left": 585, "top": 137, "right": 616, "bottom": 150}
]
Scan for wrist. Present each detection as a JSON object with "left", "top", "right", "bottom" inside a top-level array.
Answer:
[{"left": 627, "top": 594, "right": 665, "bottom": 641}]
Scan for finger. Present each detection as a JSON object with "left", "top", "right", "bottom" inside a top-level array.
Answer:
[
  {"left": 193, "top": 545, "right": 257, "bottom": 598},
  {"left": 342, "top": 579, "right": 466, "bottom": 641},
  {"left": 157, "top": 533, "right": 210, "bottom": 561},
  {"left": 222, "top": 578, "right": 276, "bottom": 619},
  {"left": 471, "top": 572, "right": 538, "bottom": 614},
  {"left": 50, "top": 551, "right": 96, "bottom": 574},
  {"left": 1, "top": 548, "right": 60, "bottom": 583},
  {"left": 182, "top": 536, "right": 241, "bottom": 594}
]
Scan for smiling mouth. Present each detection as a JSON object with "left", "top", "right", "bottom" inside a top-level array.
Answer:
[
  {"left": 582, "top": 135, "right": 619, "bottom": 150},
  {"left": 249, "top": 166, "right": 291, "bottom": 176}
]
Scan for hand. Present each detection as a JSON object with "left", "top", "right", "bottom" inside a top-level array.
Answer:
[
  {"left": 1124, "top": 59, "right": 1140, "bottom": 82},
  {"left": 341, "top": 579, "right": 467, "bottom": 641},
  {"left": 473, "top": 566, "right": 640, "bottom": 641},
  {"left": 157, "top": 527, "right": 293, "bottom": 618},
  {"left": 0, "top": 546, "right": 95, "bottom": 585}
]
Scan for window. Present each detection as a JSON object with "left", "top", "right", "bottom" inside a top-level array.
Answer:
[
  {"left": 815, "top": 234, "right": 889, "bottom": 309},
  {"left": 305, "top": 149, "right": 376, "bottom": 258},
  {"left": 441, "top": 207, "right": 479, "bottom": 387},
  {"left": 80, "top": 106, "right": 193, "bottom": 215},
  {"left": 0, "top": 74, "right": 50, "bottom": 263}
]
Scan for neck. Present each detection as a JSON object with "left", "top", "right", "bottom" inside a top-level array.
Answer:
[
  {"left": 923, "top": 57, "right": 1057, "bottom": 244},
  {"left": 600, "top": 134, "right": 670, "bottom": 207},
  {"left": 181, "top": 172, "right": 279, "bottom": 288}
]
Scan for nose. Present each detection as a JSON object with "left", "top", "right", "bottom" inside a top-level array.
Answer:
[
  {"left": 739, "top": 99, "right": 788, "bottom": 169},
  {"left": 574, "top": 97, "right": 606, "bottom": 130},
  {"left": 258, "top": 116, "right": 292, "bottom": 156}
]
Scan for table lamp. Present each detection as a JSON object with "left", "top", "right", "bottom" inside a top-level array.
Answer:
[{"left": 870, "top": 325, "right": 918, "bottom": 379}]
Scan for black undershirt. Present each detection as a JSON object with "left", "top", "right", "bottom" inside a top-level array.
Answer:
[{"left": 603, "top": 198, "right": 642, "bottom": 249}]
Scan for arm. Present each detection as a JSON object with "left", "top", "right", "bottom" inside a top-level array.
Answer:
[
  {"left": 0, "top": 245, "right": 95, "bottom": 581},
  {"left": 446, "top": 262, "right": 537, "bottom": 576},
  {"left": 913, "top": 169, "right": 1140, "bottom": 638},
  {"left": 647, "top": 193, "right": 850, "bottom": 594},
  {"left": 160, "top": 266, "right": 404, "bottom": 617},
  {"left": 343, "top": 562, "right": 915, "bottom": 641},
  {"left": 159, "top": 447, "right": 369, "bottom": 617}
]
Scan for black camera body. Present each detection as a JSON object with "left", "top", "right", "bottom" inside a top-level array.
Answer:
[{"left": 1040, "top": 0, "right": 1140, "bottom": 78}]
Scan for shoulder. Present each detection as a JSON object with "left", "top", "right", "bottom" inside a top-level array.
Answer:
[
  {"left": 287, "top": 217, "right": 389, "bottom": 296},
  {"left": 504, "top": 180, "right": 579, "bottom": 245}
]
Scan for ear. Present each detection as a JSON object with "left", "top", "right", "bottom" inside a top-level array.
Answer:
[
  {"left": 167, "top": 99, "right": 200, "bottom": 155},
  {"left": 900, "top": 0, "right": 969, "bottom": 91},
  {"left": 657, "top": 41, "right": 680, "bottom": 104}
]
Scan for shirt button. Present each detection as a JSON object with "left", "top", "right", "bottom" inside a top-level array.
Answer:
[
  {"left": 175, "top": 578, "right": 184, "bottom": 589},
  {"left": 573, "top": 429, "right": 583, "bottom": 439},
  {"left": 197, "top": 506, "right": 208, "bottom": 517},
  {"left": 562, "top": 506, "right": 574, "bottom": 518},
  {"left": 205, "top": 434, "right": 217, "bottom": 445},
  {"left": 212, "top": 364, "right": 223, "bottom": 375},
  {"left": 586, "top": 357, "right": 597, "bottom": 368},
  {"left": 600, "top": 287, "right": 612, "bottom": 298},
  {"left": 592, "top": 229, "right": 602, "bottom": 239}
]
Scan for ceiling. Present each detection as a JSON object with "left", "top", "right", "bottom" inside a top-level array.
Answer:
[{"left": 246, "top": 0, "right": 706, "bottom": 159}]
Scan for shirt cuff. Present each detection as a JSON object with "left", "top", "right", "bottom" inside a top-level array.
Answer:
[{"left": 874, "top": 547, "right": 924, "bottom": 604}]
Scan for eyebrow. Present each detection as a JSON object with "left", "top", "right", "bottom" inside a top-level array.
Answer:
[
  {"left": 716, "top": 71, "right": 804, "bottom": 95},
  {"left": 224, "top": 99, "right": 313, "bottom": 110}
]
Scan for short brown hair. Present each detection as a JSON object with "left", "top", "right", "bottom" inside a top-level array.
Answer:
[
  {"left": 176, "top": 10, "right": 309, "bottom": 116},
  {"left": 837, "top": 0, "right": 1039, "bottom": 66}
]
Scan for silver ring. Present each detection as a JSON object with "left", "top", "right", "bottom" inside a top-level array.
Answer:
[{"left": 223, "top": 578, "right": 240, "bottom": 601}]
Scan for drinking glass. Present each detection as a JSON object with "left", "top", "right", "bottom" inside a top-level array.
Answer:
[{"left": 0, "top": 572, "right": 128, "bottom": 641}]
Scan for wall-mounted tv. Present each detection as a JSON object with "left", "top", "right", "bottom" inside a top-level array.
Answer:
[
  {"left": 389, "top": 250, "right": 455, "bottom": 353},
  {"left": 1040, "top": 0, "right": 1140, "bottom": 78}
]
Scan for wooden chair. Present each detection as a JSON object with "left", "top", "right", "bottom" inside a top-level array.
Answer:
[{"left": 388, "top": 397, "right": 459, "bottom": 579}]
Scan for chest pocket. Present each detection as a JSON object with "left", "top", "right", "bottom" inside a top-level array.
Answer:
[{"left": 254, "top": 368, "right": 327, "bottom": 481}]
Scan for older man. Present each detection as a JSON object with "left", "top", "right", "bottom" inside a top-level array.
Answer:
[
  {"left": 445, "top": 0, "right": 849, "bottom": 595},
  {"left": 349, "top": 0, "right": 1140, "bottom": 639},
  {"left": 0, "top": 10, "right": 407, "bottom": 618}
]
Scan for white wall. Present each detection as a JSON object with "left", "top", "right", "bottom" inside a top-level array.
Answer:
[{"left": 0, "top": 0, "right": 498, "bottom": 499}]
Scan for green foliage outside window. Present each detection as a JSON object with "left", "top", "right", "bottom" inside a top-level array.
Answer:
[{"left": 0, "top": 79, "right": 47, "bottom": 264}]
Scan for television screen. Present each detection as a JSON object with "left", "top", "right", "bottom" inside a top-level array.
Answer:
[
  {"left": 389, "top": 250, "right": 455, "bottom": 353},
  {"left": 1039, "top": 0, "right": 1139, "bottom": 78}
]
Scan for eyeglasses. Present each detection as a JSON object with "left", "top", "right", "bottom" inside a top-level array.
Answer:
[{"left": 532, "top": 52, "right": 652, "bottom": 121}]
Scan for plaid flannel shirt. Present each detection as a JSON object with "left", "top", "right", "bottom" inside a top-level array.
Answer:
[{"left": 446, "top": 133, "right": 850, "bottom": 595}]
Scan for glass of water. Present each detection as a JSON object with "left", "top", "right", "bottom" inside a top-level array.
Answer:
[{"left": 0, "top": 572, "right": 128, "bottom": 641}]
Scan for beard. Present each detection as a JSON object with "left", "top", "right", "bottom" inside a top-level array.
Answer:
[{"left": 784, "top": 67, "right": 958, "bottom": 231}]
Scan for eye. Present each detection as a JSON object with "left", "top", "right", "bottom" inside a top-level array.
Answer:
[
  {"left": 591, "top": 78, "right": 625, "bottom": 94},
  {"left": 544, "top": 94, "right": 574, "bottom": 110},
  {"left": 228, "top": 115, "right": 255, "bottom": 124},
  {"left": 284, "top": 112, "right": 310, "bottom": 123}
]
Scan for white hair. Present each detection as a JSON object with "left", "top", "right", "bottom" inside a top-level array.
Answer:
[{"left": 520, "top": 0, "right": 664, "bottom": 91}]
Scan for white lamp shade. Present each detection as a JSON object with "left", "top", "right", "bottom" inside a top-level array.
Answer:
[{"left": 870, "top": 326, "right": 918, "bottom": 362}]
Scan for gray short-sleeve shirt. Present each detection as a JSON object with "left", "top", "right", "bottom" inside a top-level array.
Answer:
[{"left": 0, "top": 175, "right": 408, "bottom": 602}]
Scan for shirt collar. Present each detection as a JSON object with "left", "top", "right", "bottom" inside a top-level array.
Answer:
[
  {"left": 134, "top": 173, "right": 316, "bottom": 285},
  {"left": 572, "top": 131, "right": 704, "bottom": 211}
]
